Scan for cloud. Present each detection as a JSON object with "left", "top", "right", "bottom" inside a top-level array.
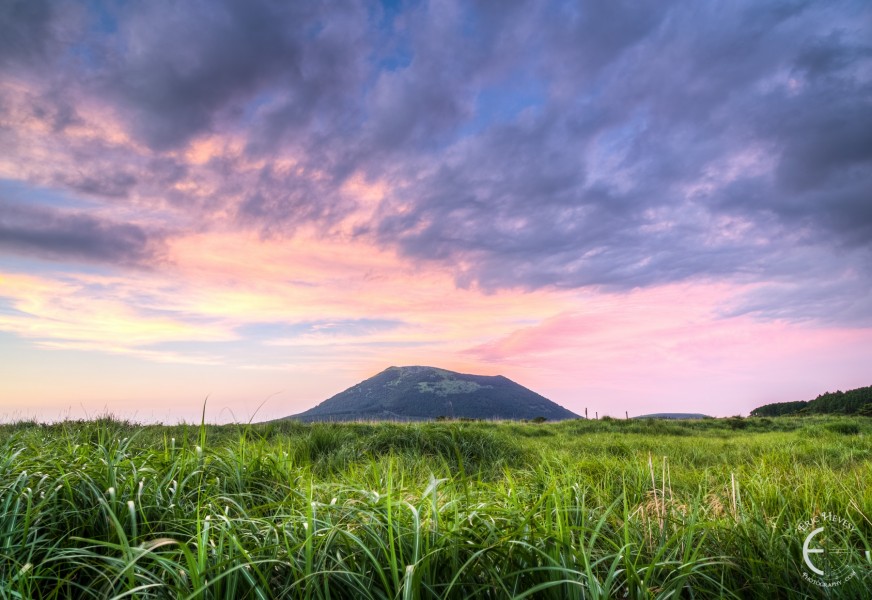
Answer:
[
  {"left": 95, "top": 0, "right": 373, "bottom": 151},
  {"left": 721, "top": 269, "right": 872, "bottom": 327},
  {"left": 0, "top": 0, "right": 56, "bottom": 67},
  {"left": 0, "top": 201, "right": 162, "bottom": 266},
  {"left": 0, "top": 0, "right": 870, "bottom": 324},
  {"left": 365, "top": 1, "right": 872, "bottom": 320}
]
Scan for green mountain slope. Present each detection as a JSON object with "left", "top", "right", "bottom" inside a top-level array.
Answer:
[
  {"left": 285, "top": 366, "right": 580, "bottom": 422},
  {"left": 750, "top": 385, "right": 872, "bottom": 417}
]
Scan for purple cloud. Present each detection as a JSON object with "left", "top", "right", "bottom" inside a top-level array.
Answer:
[
  {"left": 0, "top": 200, "right": 163, "bottom": 266},
  {"left": 1, "top": 0, "right": 870, "bottom": 322}
]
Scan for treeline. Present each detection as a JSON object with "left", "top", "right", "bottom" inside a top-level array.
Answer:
[
  {"left": 750, "top": 400, "right": 809, "bottom": 417},
  {"left": 751, "top": 385, "right": 872, "bottom": 417}
]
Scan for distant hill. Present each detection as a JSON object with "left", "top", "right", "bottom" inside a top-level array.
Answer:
[
  {"left": 283, "top": 366, "right": 580, "bottom": 422},
  {"left": 632, "top": 413, "right": 710, "bottom": 420},
  {"left": 750, "top": 385, "right": 872, "bottom": 417}
]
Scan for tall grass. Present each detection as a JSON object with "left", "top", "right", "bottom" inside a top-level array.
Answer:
[{"left": 0, "top": 417, "right": 869, "bottom": 598}]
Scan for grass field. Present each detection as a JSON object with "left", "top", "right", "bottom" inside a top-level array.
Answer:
[{"left": 0, "top": 416, "right": 869, "bottom": 598}]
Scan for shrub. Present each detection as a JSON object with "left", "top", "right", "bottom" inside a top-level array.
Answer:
[
  {"left": 826, "top": 421, "right": 861, "bottom": 435},
  {"left": 727, "top": 416, "right": 748, "bottom": 430}
]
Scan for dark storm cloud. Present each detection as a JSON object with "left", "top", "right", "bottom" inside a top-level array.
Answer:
[
  {"left": 0, "top": 201, "right": 161, "bottom": 266},
  {"left": 1, "top": 0, "right": 870, "bottom": 322}
]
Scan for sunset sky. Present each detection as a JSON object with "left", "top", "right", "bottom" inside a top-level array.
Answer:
[{"left": 1, "top": 0, "right": 871, "bottom": 423}]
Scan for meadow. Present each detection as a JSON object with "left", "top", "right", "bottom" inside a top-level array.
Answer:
[{"left": 0, "top": 415, "right": 869, "bottom": 599}]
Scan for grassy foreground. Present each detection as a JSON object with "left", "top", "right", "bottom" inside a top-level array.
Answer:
[{"left": 0, "top": 416, "right": 869, "bottom": 599}]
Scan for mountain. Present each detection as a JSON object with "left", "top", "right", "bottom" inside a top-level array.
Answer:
[
  {"left": 750, "top": 385, "right": 872, "bottom": 417},
  {"left": 284, "top": 366, "right": 580, "bottom": 422}
]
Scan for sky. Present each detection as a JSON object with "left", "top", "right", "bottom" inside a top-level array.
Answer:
[{"left": 1, "top": 0, "right": 871, "bottom": 423}]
